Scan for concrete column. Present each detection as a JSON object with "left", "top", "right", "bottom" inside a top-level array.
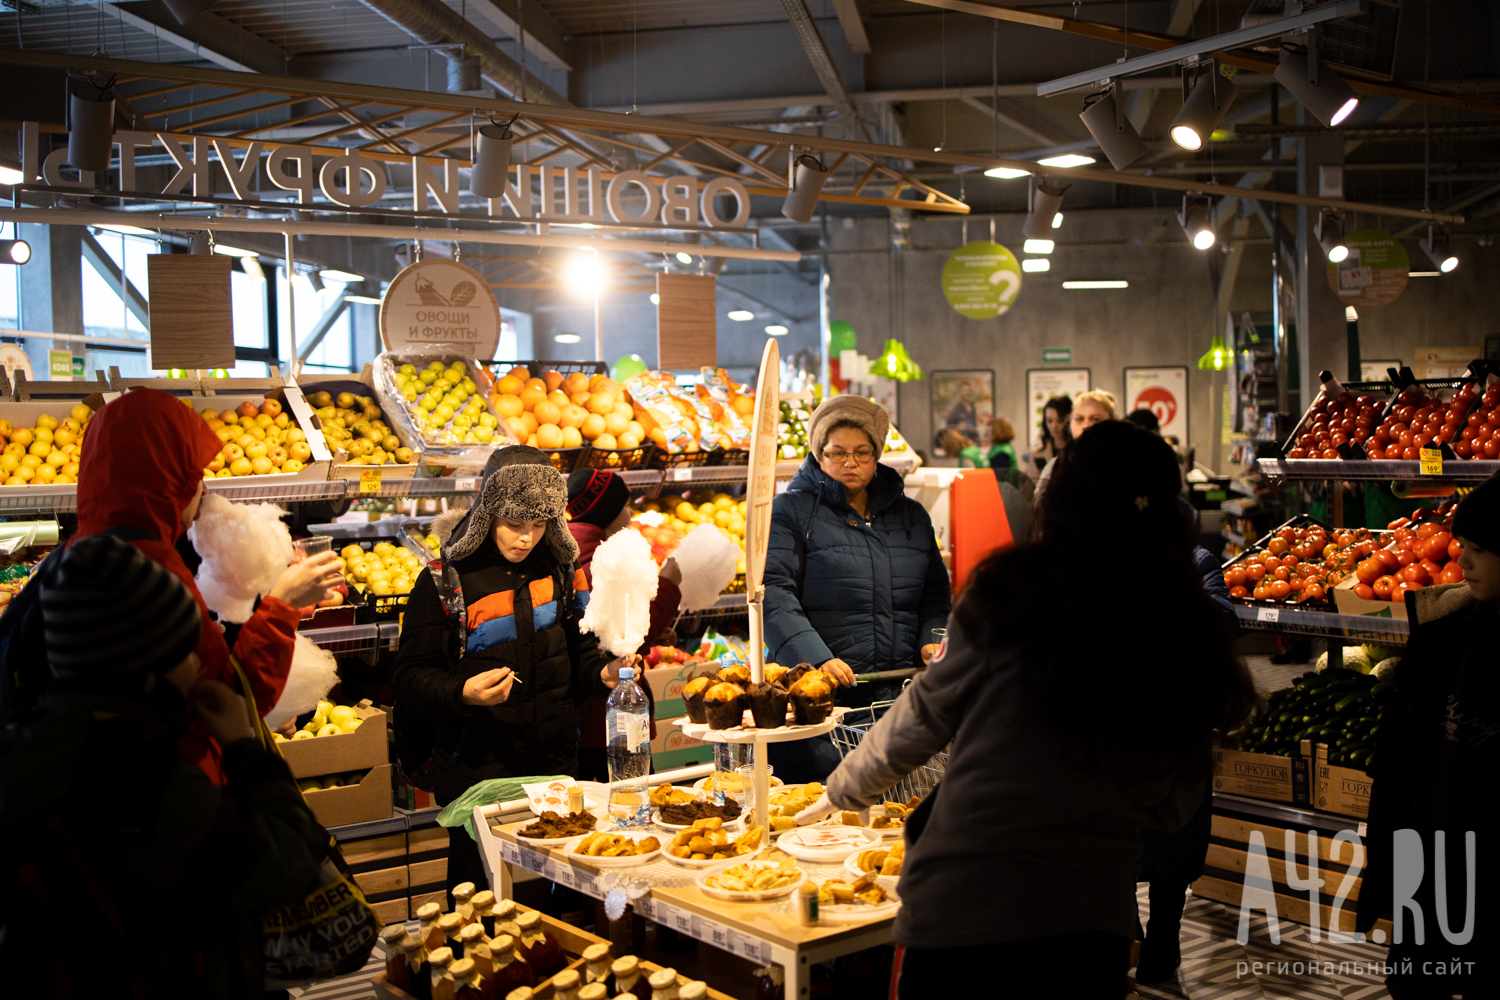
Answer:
[
  {"left": 1295, "top": 123, "right": 1345, "bottom": 408},
  {"left": 18, "top": 223, "right": 84, "bottom": 378}
]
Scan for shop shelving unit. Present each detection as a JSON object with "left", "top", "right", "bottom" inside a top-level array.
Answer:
[{"left": 1257, "top": 458, "right": 1500, "bottom": 485}]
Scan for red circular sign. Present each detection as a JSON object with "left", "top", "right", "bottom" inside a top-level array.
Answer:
[{"left": 1133, "top": 386, "right": 1177, "bottom": 426}]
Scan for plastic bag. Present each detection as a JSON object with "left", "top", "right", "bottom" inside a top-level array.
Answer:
[
  {"left": 624, "top": 371, "right": 696, "bottom": 453},
  {"left": 437, "top": 775, "right": 571, "bottom": 840}
]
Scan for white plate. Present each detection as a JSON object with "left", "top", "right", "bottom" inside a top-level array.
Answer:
[
  {"left": 513, "top": 816, "right": 602, "bottom": 848},
  {"left": 776, "top": 825, "right": 881, "bottom": 862},
  {"left": 819, "top": 886, "right": 902, "bottom": 923},
  {"left": 695, "top": 859, "right": 805, "bottom": 901},
  {"left": 842, "top": 850, "right": 901, "bottom": 887},
  {"left": 662, "top": 844, "right": 767, "bottom": 869},
  {"left": 651, "top": 807, "right": 746, "bottom": 832},
  {"left": 692, "top": 774, "right": 785, "bottom": 795},
  {"left": 522, "top": 779, "right": 608, "bottom": 817},
  {"left": 562, "top": 833, "right": 663, "bottom": 868}
]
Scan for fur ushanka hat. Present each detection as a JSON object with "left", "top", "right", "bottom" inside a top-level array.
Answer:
[{"left": 436, "top": 446, "right": 579, "bottom": 565}]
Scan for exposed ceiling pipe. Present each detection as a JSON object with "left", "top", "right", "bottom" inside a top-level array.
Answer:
[{"left": 778, "top": 0, "right": 869, "bottom": 141}]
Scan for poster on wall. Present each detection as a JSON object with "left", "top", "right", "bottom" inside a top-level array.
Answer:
[
  {"left": 1025, "top": 368, "right": 1090, "bottom": 454},
  {"left": 941, "top": 242, "right": 1022, "bottom": 319},
  {"left": 1326, "top": 229, "right": 1409, "bottom": 310},
  {"left": 931, "top": 370, "right": 994, "bottom": 454},
  {"left": 1361, "top": 359, "right": 1401, "bottom": 382},
  {"left": 1414, "top": 347, "right": 1479, "bottom": 379},
  {"left": 1124, "top": 367, "right": 1189, "bottom": 445}
]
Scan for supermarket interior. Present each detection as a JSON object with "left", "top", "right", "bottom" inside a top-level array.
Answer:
[{"left": 0, "top": 1, "right": 1498, "bottom": 998}]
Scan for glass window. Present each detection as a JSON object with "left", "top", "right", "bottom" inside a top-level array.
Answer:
[
  {"left": 0, "top": 222, "right": 18, "bottom": 330},
  {"left": 276, "top": 267, "right": 354, "bottom": 372},
  {"left": 232, "top": 268, "right": 268, "bottom": 349}
]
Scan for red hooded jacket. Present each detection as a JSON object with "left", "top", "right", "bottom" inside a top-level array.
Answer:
[{"left": 76, "top": 389, "right": 301, "bottom": 784}]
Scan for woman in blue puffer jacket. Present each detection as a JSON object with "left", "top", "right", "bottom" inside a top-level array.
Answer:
[{"left": 763, "top": 395, "right": 952, "bottom": 782}]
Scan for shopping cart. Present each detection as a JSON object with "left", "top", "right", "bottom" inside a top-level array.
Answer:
[{"left": 829, "top": 700, "right": 948, "bottom": 802}]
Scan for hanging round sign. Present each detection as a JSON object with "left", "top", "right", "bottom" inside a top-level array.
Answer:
[
  {"left": 1326, "top": 228, "right": 1410, "bottom": 310},
  {"left": 379, "top": 257, "right": 502, "bottom": 358},
  {"left": 941, "top": 241, "right": 1023, "bottom": 319}
]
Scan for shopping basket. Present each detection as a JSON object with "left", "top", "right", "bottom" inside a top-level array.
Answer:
[{"left": 829, "top": 700, "right": 948, "bottom": 802}]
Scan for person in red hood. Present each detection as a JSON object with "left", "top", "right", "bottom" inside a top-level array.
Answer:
[
  {"left": 75, "top": 389, "right": 343, "bottom": 784},
  {"left": 564, "top": 468, "right": 681, "bottom": 782}
]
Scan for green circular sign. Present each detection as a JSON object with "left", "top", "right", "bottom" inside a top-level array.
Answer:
[
  {"left": 1327, "top": 228, "right": 1410, "bottom": 309},
  {"left": 942, "top": 241, "right": 1023, "bottom": 319}
]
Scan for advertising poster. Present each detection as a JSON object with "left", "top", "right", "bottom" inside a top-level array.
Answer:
[
  {"left": 1327, "top": 229, "right": 1410, "bottom": 309},
  {"left": 931, "top": 370, "right": 994, "bottom": 453},
  {"left": 1124, "top": 366, "right": 1189, "bottom": 445},
  {"left": 1025, "top": 368, "right": 1090, "bottom": 453}
]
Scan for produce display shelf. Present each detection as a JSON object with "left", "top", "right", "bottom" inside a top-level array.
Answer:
[
  {"left": 0, "top": 486, "right": 77, "bottom": 512},
  {"left": 368, "top": 475, "right": 480, "bottom": 498},
  {"left": 205, "top": 479, "right": 349, "bottom": 503},
  {"left": 1257, "top": 458, "right": 1500, "bottom": 484},
  {"left": 1212, "top": 792, "right": 1363, "bottom": 836},
  {"left": 1222, "top": 496, "right": 1261, "bottom": 516},
  {"left": 1233, "top": 603, "right": 1409, "bottom": 642},
  {"left": 301, "top": 622, "right": 402, "bottom": 656}
]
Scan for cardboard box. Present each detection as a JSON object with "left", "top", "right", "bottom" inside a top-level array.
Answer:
[
  {"left": 1212, "top": 747, "right": 1310, "bottom": 804},
  {"left": 1315, "top": 745, "right": 1374, "bottom": 819},
  {"left": 302, "top": 371, "right": 424, "bottom": 481},
  {"left": 279, "top": 704, "right": 388, "bottom": 779},
  {"left": 650, "top": 717, "right": 712, "bottom": 771},
  {"left": 301, "top": 763, "right": 393, "bottom": 828},
  {"left": 197, "top": 387, "right": 334, "bottom": 484},
  {"left": 641, "top": 657, "right": 719, "bottom": 720},
  {"left": 393, "top": 774, "right": 437, "bottom": 812},
  {"left": 1332, "top": 573, "right": 1410, "bottom": 620}
]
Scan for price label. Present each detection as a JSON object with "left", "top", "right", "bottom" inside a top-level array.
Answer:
[
  {"left": 550, "top": 863, "right": 574, "bottom": 888},
  {"left": 501, "top": 842, "right": 521, "bottom": 866},
  {"left": 359, "top": 468, "right": 382, "bottom": 493},
  {"left": 633, "top": 896, "right": 655, "bottom": 920},
  {"left": 456, "top": 477, "right": 478, "bottom": 491},
  {"left": 728, "top": 929, "right": 763, "bottom": 963},
  {"left": 518, "top": 847, "right": 546, "bottom": 874},
  {"left": 1420, "top": 447, "right": 1443, "bottom": 476},
  {"left": 672, "top": 467, "right": 693, "bottom": 481},
  {"left": 575, "top": 872, "right": 599, "bottom": 898},
  {"left": 1256, "top": 607, "right": 1280, "bottom": 623},
  {"left": 707, "top": 922, "right": 729, "bottom": 950},
  {"left": 672, "top": 909, "right": 693, "bottom": 935}
]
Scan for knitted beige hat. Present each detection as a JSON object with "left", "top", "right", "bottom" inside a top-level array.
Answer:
[{"left": 806, "top": 395, "right": 889, "bottom": 458}]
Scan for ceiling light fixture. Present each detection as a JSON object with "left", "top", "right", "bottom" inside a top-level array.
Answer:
[
  {"left": 1062, "top": 280, "right": 1128, "bottom": 289},
  {"left": 1170, "top": 62, "right": 1237, "bottom": 151},
  {"left": 674, "top": 251, "right": 693, "bottom": 264},
  {"left": 1035, "top": 153, "right": 1096, "bottom": 169},
  {"left": 67, "top": 79, "right": 115, "bottom": 173},
  {"left": 1274, "top": 42, "right": 1359, "bottom": 128},
  {"left": 555, "top": 333, "right": 582, "bottom": 344},
  {"left": 983, "top": 166, "right": 1031, "bottom": 179},
  {"left": 566, "top": 253, "right": 605, "bottom": 292},
  {"left": 1052, "top": 212, "right": 1064, "bottom": 229},
  {"left": 0, "top": 162, "right": 23, "bottom": 186},
  {"left": 782, "top": 153, "right": 830, "bottom": 223},
  {"left": 727, "top": 309, "right": 755, "bottom": 322},
  {"left": 1178, "top": 194, "right": 1216, "bottom": 250},
  {"left": 320, "top": 268, "right": 364, "bottom": 284},
  {"left": 1197, "top": 334, "right": 1229, "bottom": 370},
  {"left": 1023, "top": 179, "right": 1067, "bottom": 241},
  {"left": 469, "top": 118, "right": 517, "bottom": 198},
  {"left": 0, "top": 239, "right": 31, "bottom": 265},
  {"left": 344, "top": 294, "right": 382, "bottom": 305},
  {"left": 1317, "top": 209, "right": 1349, "bottom": 263},
  {"left": 213, "top": 244, "right": 260, "bottom": 258},
  {"left": 650, "top": 293, "right": 660, "bottom": 305},
  {"left": 1419, "top": 224, "right": 1458, "bottom": 273},
  {"left": 764, "top": 325, "right": 788, "bottom": 336},
  {"left": 1078, "top": 89, "right": 1147, "bottom": 170},
  {"left": 1021, "top": 258, "right": 1050, "bottom": 273},
  {"left": 1024, "top": 239, "right": 1055, "bottom": 254}
]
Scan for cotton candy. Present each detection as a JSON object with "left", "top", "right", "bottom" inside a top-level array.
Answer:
[
  {"left": 264, "top": 635, "right": 340, "bottom": 730},
  {"left": 189, "top": 493, "right": 294, "bottom": 623},
  {"left": 579, "top": 527, "right": 659, "bottom": 657},
  {"left": 673, "top": 522, "right": 741, "bottom": 611}
]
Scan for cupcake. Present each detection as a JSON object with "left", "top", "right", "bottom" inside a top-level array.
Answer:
[
  {"left": 764, "top": 664, "right": 789, "bottom": 687},
  {"left": 717, "top": 663, "right": 752, "bottom": 686},
  {"left": 682, "top": 676, "right": 712, "bottom": 724},
  {"left": 788, "top": 671, "right": 835, "bottom": 725},
  {"left": 746, "top": 680, "right": 789, "bottom": 729},
  {"left": 783, "top": 662, "right": 817, "bottom": 688},
  {"left": 702, "top": 682, "right": 746, "bottom": 730}
]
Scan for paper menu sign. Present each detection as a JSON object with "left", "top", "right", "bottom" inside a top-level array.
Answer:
[
  {"left": 523, "top": 778, "right": 577, "bottom": 815},
  {"left": 781, "top": 826, "right": 870, "bottom": 849}
]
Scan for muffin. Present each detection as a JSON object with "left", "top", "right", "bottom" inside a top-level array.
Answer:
[
  {"left": 788, "top": 671, "right": 835, "bottom": 725},
  {"left": 703, "top": 682, "right": 746, "bottom": 730},
  {"left": 682, "top": 676, "right": 712, "bottom": 724},
  {"left": 764, "top": 664, "right": 789, "bottom": 687},
  {"left": 746, "top": 680, "right": 789, "bottom": 729},
  {"left": 717, "top": 663, "right": 752, "bottom": 686},
  {"left": 783, "top": 662, "right": 817, "bottom": 688}
]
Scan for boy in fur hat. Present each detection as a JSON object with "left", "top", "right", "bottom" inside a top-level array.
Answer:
[{"left": 393, "top": 446, "right": 637, "bottom": 892}]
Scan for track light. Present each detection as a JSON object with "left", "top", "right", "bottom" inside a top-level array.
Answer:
[
  {"left": 1023, "top": 179, "right": 1066, "bottom": 241},
  {"left": 0, "top": 239, "right": 31, "bottom": 265},
  {"left": 1274, "top": 43, "right": 1359, "bottom": 128},
  {"left": 469, "top": 119, "right": 516, "bottom": 199},
  {"left": 1079, "top": 89, "right": 1147, "bottom": 171},
  {"left": 781, "top": 153, "right": 829, "bottom": 223},
  {"left": 1317, "top": 210, "right": 1348, "bottom": 263},
  {"left": 1420, "top": 224, "right": 1458, "bottom": 273},
  {"left": 1170, "top": 63, "right": 1236, "bottom": 151},
  {"left": 188, "top": 232, "right": 212, "bottom": 255},
  {"left": 674, "top": 252, "right": 693, "bottom": 264},
  {"left": 1178, "top": 195, "right": 1215, "bottom": 250},
  {"left": 68, "top": 79, "right": 116, "bottom": 174}
]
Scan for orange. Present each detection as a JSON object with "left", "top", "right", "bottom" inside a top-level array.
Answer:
[
  {"left": 526, "top": 433, "right": 538, "bottom": 447},
  {"left": 604, "top": 411, "right": 629, "bottom": 436},
  {"left": 508, "top": 365, "right": 531, "bottom": 381},
  {"left": 612, "top": 401, "right": 634, "bottom": 420},
  {"left": 571, "top": 391, "right": 592, "bottom": 407},
  {"left": 587, "top": 391, "right": 617, "bottom": 415},
  {"left": 237, "top": 402, "right": 259, "bottom": 419},
  {"left": 618, "top": 432, "right": 641, "bottom": 449},
  {"left": 649, "top": 427, "right": 668, "bottom": 446},
  {"left": 506, "top": 416, "right": 529, "bottom": 440},
  {"left": 626, "top": 420, "right": 645, "bottom": 439},
  {"left": 563, "top": 373, "right": 590, "bottom": 395},
  {"left": 547, "top": 389, "right": 569, "bottom": 409},
  {"left": 560, "top": 404, "right": 587, "bottom": 430},
  {"left": 497, "top": 374, "right": 524, "bottom": 396},
  {"left": 543, "top": 370, "right": 565, "bottom": 391},
  {"left": 289, "top": 441, "right": 312, "bottom": 462},
  {"left": 521, "top": 411, "right": 539, "bottom": 435},
  {"left": 494, "top": 394, "right": 524, "bottom": 418},
  {"left": 536, "top": 424, "right": 564, "bottom": 449},
  {"left": 732, "top": 395, "right": 754, "bottom": 417},
  {"left": 581, "top": 413, "right": 606, "bottom": 440},
  {"left": 260, "top": 398, "right": 283, "bottom": 417},
  {"left": 229, "top": 457, "right": 254, "bottom": 476},
  {"left": 593, "top": 433, "right": 618, "bottom": 450},
  {"left": 533, "top": 401, "right": 561, "bottom": 426},
  {"left": 519, "top": 386, "right": 547, "bottom": 410},
  {"left": 588, "top": 374, "right": 609, "bottom": 392},
  {"left": 523, "top": 377, "right": 546, "bottom": 394},
  {"left": 561, "top": 426, "right": 583, "bottom": 448}
]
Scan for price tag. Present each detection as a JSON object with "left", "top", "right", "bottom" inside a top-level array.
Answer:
[
  {"left": 687, "top": 913, "right": 713, "bottom": 943},
  {"left": 359, "top": 468, "right": 382, "bottom": 493},
  {"left": 706, "top": 921, "right": 729, "bottom": 951},
  {"left": 518, "top": 846, "right": 546, "bottom": 874},
  {"left": 456, "top": 477, "right": 478, "bottom": 491},
  {"left": 728, "top": 929, "right": 763, "bottom": 963},
  {"left": 549, "top": 862, "right": 574, "bottom": 888},
  {"left": 1256, "top": 607, "right": 1281, "bottom": 623},
  {"left": 500, "top": 842, "right": 522, "bottom": 866},
  {"left": 1420, "top": 447, "right": 1443, "bottom": 476},
  {"left": 672, "top": 467, "right": 693, "bottom": 481},
  {"left": 575, "top": 872, "right": 599, "bottom": 898},
  {"left": 633, "top": 896, "right": 655, "bottom": 920}
]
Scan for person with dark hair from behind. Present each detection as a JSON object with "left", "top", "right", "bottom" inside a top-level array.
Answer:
[
  {"left": 1124, "top": 408, "right": 1161, "bottom": 434},
  {"left": 1356, "top": 472, "right": 1500, "bottom": 999},
  {"left": 797, "top": 421, "right": 1257, "bottom": 997},
  {"left": 0, "top": 535, "right": 325, "bottom": 998}
]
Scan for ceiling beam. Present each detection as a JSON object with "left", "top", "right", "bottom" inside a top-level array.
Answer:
[
  {"left": 97, "top": 3, "right": 259, "bottom": 74},
  {"left": 459, "top": 0, "right": 572, "bottom": 71},
  {"left": 779, "top": 0, "right": 865, "bottom": 138},
  {"left": 830, "top": 0, "right": 872, "bottom": 55},
  {"left": 958, "top": 95, "right": 1063, "bottom": 146},
  {"left": 113, "top": 1, "right": 290, "bottom": 76},
  {"left": 1164, "top": 0, "right": 1203, "bottom": 37}
]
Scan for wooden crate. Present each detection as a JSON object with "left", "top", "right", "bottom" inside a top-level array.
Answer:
[{"left": 371, "top": 898, "right": 410, "bottom": 924}]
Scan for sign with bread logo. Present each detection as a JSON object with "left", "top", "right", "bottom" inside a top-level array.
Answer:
[{"left": 379, "top": 257, "right": 502, "bottom": 358}]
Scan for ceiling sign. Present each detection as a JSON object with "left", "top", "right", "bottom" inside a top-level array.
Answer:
[
  {"left": 941, "top": 241, "right": 1023, "bottom": 319},
  {"left": 379, "top": 257, "right": 502, "bottom": 358},
  {"left": 1327, "top": 228, "right": 1409, "bottom": 309}
]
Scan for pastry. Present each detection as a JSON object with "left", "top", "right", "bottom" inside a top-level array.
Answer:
[
  {"left": 658, "top": 798, "right": 741, "bottom": 825},
  {"left": 702, "top": 682, "right": 746, "bottom": 730},
  {"left": 746, "top": 680, "right": 789, "bottom": 729},
  {"left": 788, "top": 671, "right": 834, "bottom": 725},
  {"left": 783, "top": 662, "right": 816, "bottom": 687},
  {"left": 764, "top": 664, "right": 789, "bottom": 687},
  {"left": 682, "top": 676, "right": 712, "bottom": 724},
  {"left": 717, "top": 663, "right": 752, "bottom": 686}
]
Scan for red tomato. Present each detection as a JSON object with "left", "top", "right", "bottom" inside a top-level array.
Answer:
[
  {"left": 1394, "top": 527, "right": 1414, "bottom": 544},
  {"left": 1415, "top": 521, "right": 1440, "bottom": 540},
  {"left": 1283, "top": 553, "right": 1301, "bottom": 567},
  {"left": 1396, "top": 548, "right": 1419, "bottom": 567},
  {"left": 1354, "top": 583, "right": 1375, "bottom": 600},
  {"left": 1420, "top": 558, "right": 1445, "bottom": 579},
  {"left": 1247, "top": 563, "right": 1267, "bottom": 582},
  {"left": 1268, "top": 538, "right": 1290, "bottom": 556},
  {"left": 1373, "top": 575, "right": 1398, "bottom": 600},
  {"left": 1355, "top": 557, "right": 1384, "bottom": 585},
  {"left": 1230, "top": 584, "right": 1251, "bottom": 598},
  {"left": 1301, "top": 583, "right": 1326, "bottom": 601},
  {"left": 1226, "top": 567, "right": 1248, "bottom": 587},
  {"left": 1401, "top": 564, "right": 1430, "bottom": 585},
  {"left": 1273, "top": 566, "right": 1291, "bottom": 582},
  {"left": 1376, "top": 549, "right": 1401, "bottom": 572},
  {"left": 1393, "top": 579, "right": 1425, "bottom": 599},
  {"left": 1440, "top": 562, "right": 1466, "bottom": 584},
  {"left": 1449, "top": 538, "right": 1464, "bottom": 561},
  {"left": 1264, "top": 556, "right": 1283, "bottom": 572},
  {"left": 1269, "top": 580, "right": 1292, "bottom": 600}
]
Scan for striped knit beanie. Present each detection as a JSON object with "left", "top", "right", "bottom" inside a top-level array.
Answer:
[{"left": 42, "top": 534, "right": 203, "bottom": 680}]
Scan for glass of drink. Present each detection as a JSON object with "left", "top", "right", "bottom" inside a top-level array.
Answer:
[
  {"left": 291, "top": 535, "right": 341, "bottom": 618},
  {"left": 736, "top": 762, "right": 774, "bottom": 816}
]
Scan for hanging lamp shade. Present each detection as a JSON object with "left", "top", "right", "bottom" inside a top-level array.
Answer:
[
  {"left": 874, "top": 339, "right": 922, "bottom": 381},
  {"left": 781, "top": 154, "right": 829, "bottom": 223},
  {"left": 470, "top": 123, "right": 516, "bottom": 199},
  {"left": 1197, "top": 335, "right": 1229, "bottom": 371},
  {"left": 67, "top": 82, "right": 116, "bottom": 174},
  {"left": 1022, "top": 182, "right": 1066, "bottom": 240},
  {"left": 1079, "top": 91, "right": 1146, "bottom": 170}
]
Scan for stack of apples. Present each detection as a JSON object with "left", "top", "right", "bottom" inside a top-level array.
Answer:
[
  {"left": 632, "top": 492, "right": 748, "bottom": 577},
  {"left": 490, "top": 366, "right": 645, "bottom": 452},
  {"left": 0, "top": 403, "right": 92, "bottom": 486},
  {"left": 201, "top": 398, "right": 314, "bottom": 478}
]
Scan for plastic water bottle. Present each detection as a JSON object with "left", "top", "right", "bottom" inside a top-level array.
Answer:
[{"left": 606, "top": 667, "right": 652, "bottom": 827}]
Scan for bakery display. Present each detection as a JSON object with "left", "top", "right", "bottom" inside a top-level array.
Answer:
[
  {"left": 702, "top": 681, "right": 746, "bottom": 730},
  {"left": 746, "top": 679, "right": 789, "bottom": 729},
  {"left": 817, "top": 875, "right": 887, "bottom": 907},
  {"left": 682, "top": 676, "right": 712, "bottom": 725},
  {"left": 570, "top": 832, "right": 661, "bottom": 858},
  {"left": 849, "top": 841, "right": 906, "bottom": 878},
  {"left": 766, "top": 783, "right": 824, "bottom": 830},
  {"left": 788, "top": 670, "right": 836, "bottom": 724},
  {"left": 837, "top": 797, "right": 921, "bottom": 831},
  {"left": 702, "top": 855, "right": 803, "bottom": 894},
  {"left": 658, "top": 797, "right": 742, "bottom": 826},
  {"left": 518, "top": 810, "right": 597, "bottom": 840},
  {"left": 649, "top": 783, "right": 700, "bottom": 807},
  {"left": 665, "top": 820, "right": 765, "bottom": 862},
  {"left": 717, "top": 663, "right": 752, "bottom": 686}
]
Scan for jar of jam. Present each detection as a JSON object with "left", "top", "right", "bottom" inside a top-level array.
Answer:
[
  {"left": 452, "top": 958, "right": 483, "bottom": 1000},
  {"left": 611, "top": 955, "right": 643, "bottom": 998},
  {"left": 428, "top": 946, "right": 456, "bottom": 1000},
  {"left": 381, "top": 925, "right": 410, "bottom": 990},
  {"left": 647, "top": 967, "right": 679, "bottom": 1000},
  {"left": 581, "top": 942, "right": 612, "bottom": 986},
  {"left": 453, "top": 882, "right": 477, "bottom": 923},
  {"left": 440, "top": 913, "right": 467, "bottom": 959},
  {"left": 553, "top": 968, "right": 582, "bottom": 1000},
  {"left": 472, "top": 890, "right": 498, "bottom": 937},
  {"left": 513, "top": 910, "right": 565, "bottom": 979},
  {"left": 489, "top": 933, "right": 536, "bottom": 994}
]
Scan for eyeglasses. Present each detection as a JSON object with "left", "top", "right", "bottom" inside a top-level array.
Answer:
[{"left": 821, "top": 447, "right": 875, "bottom": 465}]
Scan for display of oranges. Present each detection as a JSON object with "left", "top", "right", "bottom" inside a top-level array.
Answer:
[
  {"left": 200, "top": 397, "right": 311, "bottom": 478},
  {"left": 491, "top": 366, "right": 644, "bottom": 453},
  {"left": 0, "top": 403, "right": 92, "bottom": 486}
]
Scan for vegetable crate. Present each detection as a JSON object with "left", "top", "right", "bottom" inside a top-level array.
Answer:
[
  {"left": 831, "top": 701, "right": 947, "bottom": 802},
  {"left": 1219, "top": 514, "right": 1347, "bottom": 610}
]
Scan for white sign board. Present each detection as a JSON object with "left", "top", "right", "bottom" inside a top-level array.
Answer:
[
  {"left": 1124, "top": 366, "right": 1189, "bottom": 444},
  {"left": 1025, "top": 368, "right": 1090, "bottom": 453},
  {"left": 378, "top": 257, "right": 502, "bottom": 358}
]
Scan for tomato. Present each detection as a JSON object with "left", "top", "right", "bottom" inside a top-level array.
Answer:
[
  {"left": 1226, "top": 566, "right": 1248, "bottom": 587},
  {"left": 1416, "top": 521, "right": 1440, "bottom": 540},
  {"left": 1267, "top": 537, "right": 1290, "bottom": 556},
  {"left": 1376, "top": 549, "right": 1401, "bottom": 572},
  {"left": 1278, "top": 527, "right": 1297, "bottom": 544},
  {"left": 1247, "top": 563, "right": 1267, "bottom": 581},
  {"left": 1396, "top": 548, "right": 1419, "bottom": 567},
  {"left": 1335, "top": 531, "right": 1354, "bottom": 548},
  {"left": 1354, "top": 583, "right": 1375, "bottom": 600},
  {"left": 1449, "top": 538, "right": 1464, "bottom": 561},
  {"left": 1273, "top": 566, "right": 1291, "bottom": 582},
  {"left": 1230, "top": 584, "right": 1251, "bottom": 599},
  {"left": 1373, "top": 575, "right": 1397, "bottom": 600},
  {"left": 1269, "top": 580, "right": 1292, "bottom": 599},
  {"left": 1393, "top": 579, "right": 1425, "bottom": 599},
  {"left": 1354, "top": 540, "right": 1376, "bottom": 559},
  {"left": 1264, "top": 556, "right": 1283, "bottom": 572},
  {"left": 1394, "top": 527, "right": 1414, "bottom": 544},
  {"left": 1288, "top": 577, "right": 1305, "bottom": 593},
  {"left": 1301, "top": 583, "right": 1326, "bottom": 601},
  {"left": 1400, "top": 564, "right": 1431, "bottom": 585},
  {"left": 1355, "top": 557, "right": 1384, "bottom": 585},
  {"left": 1440, "top": 562, "right": 1466, "bottom": 584},
  {"left": 1484, "top": 439, "right": 1499, "bottom": 459},
  {"left": 1283, "top": 553, "right": 1301, "bottom": 567}
]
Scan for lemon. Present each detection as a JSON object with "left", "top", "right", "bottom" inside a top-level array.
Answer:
[
  {"left": 328, "top": 705, "right": 356, "bottom": 725},
  {"left": 291, "top": 731, "right": 314, "bottom": 741}
]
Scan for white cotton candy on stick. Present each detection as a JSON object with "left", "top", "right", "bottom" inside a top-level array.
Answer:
[
  {"left": 673, "top": 522, "right": 740, "bottom": 611},
  {"left": 579, "top": 527, "right": 660, "bottom": 657},
  {"left": 190, "top": 493, "right": 295, "bottom": 623},
  {"left": 264, "top": 635, "right": 340, "bottom": 730}
]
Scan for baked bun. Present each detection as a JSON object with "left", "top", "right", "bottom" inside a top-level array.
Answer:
[
  {"left": 682, "top": 675, "right": 712, "bottom": 724},
  {"left": 702, "top": 682, "right": 746, "bottom": 730}
]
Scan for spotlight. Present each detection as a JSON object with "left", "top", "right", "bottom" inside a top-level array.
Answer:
[
  {"left": 1419, "top": 224, "right": 1458, "bottom": 273},
  {"left": 68, "top": 80, "right": 116, "bottom": 174},
  {"left": 1078, "top": 89, "right": 1146, "bottom": 171},
  {"left": 1021, "top": 258, "right": 1050, "bottom": 273},
  {"left": 0, "top": 239, "right": 31, "bottom": 265},
  {"left": 1036, "top": 154, "right": 1095, "bottom": 168},
  {"left": 1170, "top": 64, "right": 1236, "bottom": 151},
  {"left": 1023, "top": 239, "right": 1055, "bottom": 255},
  {"left": 781, "top": 153, "right": 829, "bottom": 223},
  {"left": 727, "top": 310, "right": 754, "bottom": 322},
  {"left": 1052, "top": 213, "right": 1063, "bottom": 229},
  {"left": 470, "top": 120, "right": 516, "bottom": 198},
  {"left": 1178, "top": 194, "right": 1215, "bottom": 250},
  {"left": 1317, "top": 210, "right": 1348, "bottom": 263},
  {"left": 1274, "top": 43, "right": 1359, "bottom": 128},
  {"left": 1023, "top": 180, "right": 1066, "bottom": 241},
  {"left": 565, "top": 253, "right": 604, "bottom": 292},
  {"left": 765, "top": 325, "right": 788, "bottom": 336},
  {"left": 650, "top": 293, "right": 660, "bottom": 305},
  {"left": 984, "top": 166, "right": 1031, "bottom": 180},
  {"left": 674, "top": 252, "right": 693, "bottom": 265},
  {"left": 188, "top": 232, "right": 213, "bottom": 255},
  {"left": 554, "top": 333, "right": 582, "bottom": 344},
  {"left": 1345, "top": 305, "right": 1358, "bottom": 322}
]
